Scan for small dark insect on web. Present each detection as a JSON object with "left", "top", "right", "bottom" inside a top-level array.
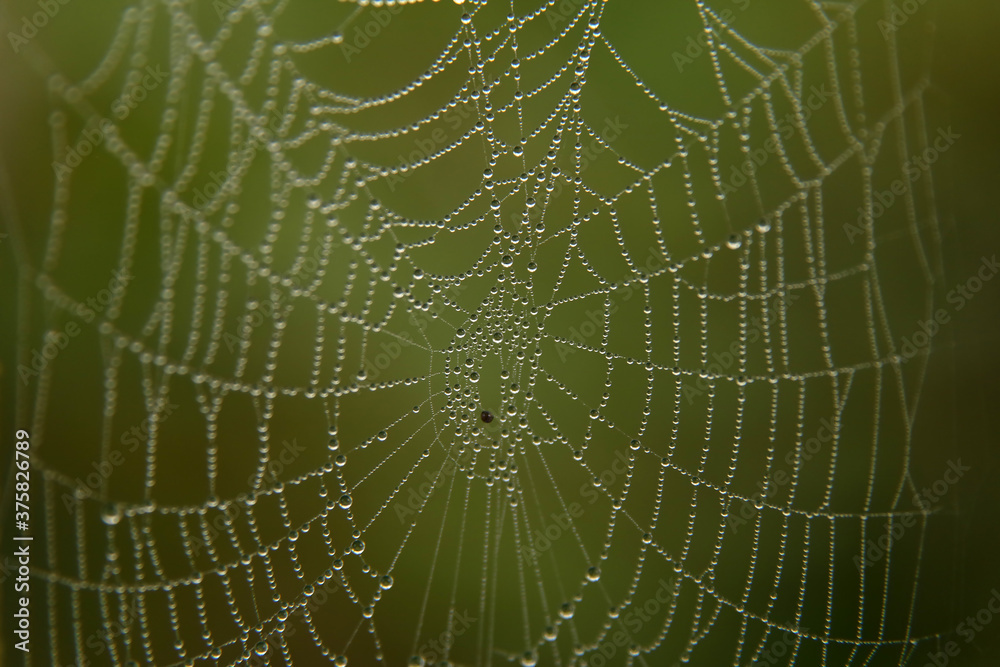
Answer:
[{"left": 480, "top": 410, "right": 493, "bottom": 423}]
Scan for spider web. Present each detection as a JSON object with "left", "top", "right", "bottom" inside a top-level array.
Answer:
[{"left": 4, "top": 0, "right": 949, "bottom": 665}]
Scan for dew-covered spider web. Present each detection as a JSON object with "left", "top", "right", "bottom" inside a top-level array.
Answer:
[{"left": 5, "top": 0, "right": 951, "bottom": 664}]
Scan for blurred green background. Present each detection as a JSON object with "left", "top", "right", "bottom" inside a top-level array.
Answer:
[{"left": 1, "top": 0, "right": 999, "bottom": 665}]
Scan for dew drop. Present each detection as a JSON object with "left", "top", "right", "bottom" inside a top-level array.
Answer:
[
  {"left": 254, "top": 641, "right": 269, "bottom": 656},
  {"left": 101, "top": 503, "right": 123, "bottom": 526},
  {"left": 726, "top": 233, "right": 742, "bottom": 250},
  {"left": 351, "top": 539, "right": 366, "bottom": 554},
  {"left": 338, "top": 494, "right": 352, "bottom": 509},
  {"left": 379, "top": 574, "right": 394, "bottom": 590},
  {"left": 586, "top": 566, "right": 601, "bottom": 582},
  {"left": 501, "top": 255, "right": 514, "bottom": 267},
  {"left": 377, "top": 430, "right": 388, "bottom": 441}
]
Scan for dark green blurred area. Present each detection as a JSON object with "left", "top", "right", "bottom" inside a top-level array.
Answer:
[{"left": 0, "top": 0, "right": 998, "bottom": 666}]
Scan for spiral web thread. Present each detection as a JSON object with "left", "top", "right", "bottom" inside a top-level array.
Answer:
[{"left": 7, "top": 0, "right": 948, "bottom": 665}]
